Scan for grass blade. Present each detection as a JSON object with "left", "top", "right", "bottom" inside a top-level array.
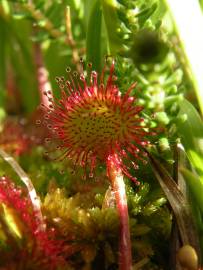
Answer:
[
  {"left": 177, "top": 99, "right": 203, "bottom": 184},
  {"left": 148, "top": 152, "right": 201, "bottom": 260}
]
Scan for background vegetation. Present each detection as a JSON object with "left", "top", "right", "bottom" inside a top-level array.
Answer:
[{"left": 0, "top": 0, "right": 203, "bottom": 269}]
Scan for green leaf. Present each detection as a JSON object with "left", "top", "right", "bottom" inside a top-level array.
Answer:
[
  {"left": 180, "top": 168, "right": 203, "bottom": 217},
  {"left": 177, "top": 99, "right": 203, "bottom": 184},
  {"left": 180, "top": 167, "right": 203, "bottom": 256},
  {"left": 86, "top": 0, "right": 102, "bottom": 71},
  {"left": 101, "top": 0, "right": 124, "bottom": 54},
  {"left": 0, "top": 17, "right": 7, "bottom": 107},
  {"left": 136, "top": 3, "right": 158, "bottom": 27},
  {"left": 7, "top": 19, "right": 39, "bottom": 112}
]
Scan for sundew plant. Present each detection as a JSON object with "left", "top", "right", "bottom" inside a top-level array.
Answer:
[{"left": 0, "top": 1, "right": 203, "bottom": 270}]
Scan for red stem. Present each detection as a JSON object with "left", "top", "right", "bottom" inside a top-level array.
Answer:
[
  {"left": 107, "top": 154, "right": 132, "bottom": 270},
  {"left": 33, "top": 41, "right": 53, "bottom": 107}
]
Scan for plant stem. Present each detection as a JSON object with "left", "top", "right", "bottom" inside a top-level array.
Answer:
[
  {"left": 24, "top": 3, "right": 81, "bottom": 71},
  {"left": 33, "top": 39, "right": 52, "bottom": 108},
  {"left": 107, "top": 153, "right": 132, "bottom": 270}
]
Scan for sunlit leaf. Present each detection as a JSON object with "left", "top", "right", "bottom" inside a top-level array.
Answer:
[
  {"left": 177, "top": 99, "right": 203, "bottom": 183},
  {"left": 101, "top": 0, "right": 124, "bottom": 54},
  {"left": 86, "top": 0, "right": 102, "bottom": 71},
  {"left": 180, "top": 168, "right": 203, "bottom": 216}
]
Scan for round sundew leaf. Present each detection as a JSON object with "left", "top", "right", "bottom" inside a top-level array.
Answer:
[{"left": 43, "top": 62, "right": 152, "bottom": 182}]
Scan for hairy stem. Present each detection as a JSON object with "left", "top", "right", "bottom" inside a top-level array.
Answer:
[{"left": 107, "top": 154, "right": 132, "bottom": 270}]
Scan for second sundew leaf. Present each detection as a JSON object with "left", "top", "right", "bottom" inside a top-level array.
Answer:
[
  {"left": 86, "top": 0, "right": 102, "bottom": 72},
  {"left": 177, "top": 99, "right": 203, "bottom": 184},
  {"left": 101, "top": 0, "right": 124, "bottom": 54}
]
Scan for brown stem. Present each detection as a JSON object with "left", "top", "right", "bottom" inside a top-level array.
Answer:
[
  {"left": 24, "top": 3, "right": 81, "bottom": 72},
  {"left": 107, "top": 154, "right": 132, "bottom": 270}
]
